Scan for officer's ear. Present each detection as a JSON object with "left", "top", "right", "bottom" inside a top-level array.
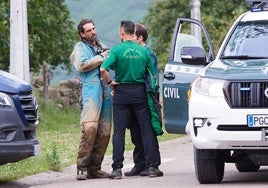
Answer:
[{"left": 137, "top": 35, "right": 143, "bottom": 43}]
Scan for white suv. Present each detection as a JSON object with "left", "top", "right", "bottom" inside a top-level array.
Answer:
[{"left": 162, "top": 0, "right": 268, "bottom": 184}]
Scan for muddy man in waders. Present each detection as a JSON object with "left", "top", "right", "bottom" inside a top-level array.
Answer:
[{"left": 70, "top": 18, "right": 112, "bottom": 180}]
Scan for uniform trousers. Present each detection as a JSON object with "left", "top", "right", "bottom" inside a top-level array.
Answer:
[
  {"left": 112, "top": 83, "right": 160, "bottom": 169},
  {"left": 128, "top": 117, "right": 161, "bottom": 168}
]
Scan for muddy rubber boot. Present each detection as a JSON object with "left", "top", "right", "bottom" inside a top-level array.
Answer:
[
  {"left": 76, "top": 123, "right": 98, "bottom": 179},
  {"left": 76, "top": 169, "right": 88, "bottom": 180},
  {"left": 88, "top": 135, "right": 110, "bottom": 178},
  {"left": 87, "top": 170, "right": 110, "bottom": 179}
]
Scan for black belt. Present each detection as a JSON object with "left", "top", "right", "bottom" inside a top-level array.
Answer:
[{"left": 117, "top": 83, "right": 145, "bottom": 87}]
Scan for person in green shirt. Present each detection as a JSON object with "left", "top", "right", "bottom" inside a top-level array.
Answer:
[
  {"left": 100, "top": 20, "right": 163, "bottom": 179},
  {"left": 124, "top": 23, "right": 162, "bottom": 177}
]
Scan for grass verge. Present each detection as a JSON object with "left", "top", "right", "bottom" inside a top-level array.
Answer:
[{"left": 0, "top": 97, "right": 181, "bottom": 182}]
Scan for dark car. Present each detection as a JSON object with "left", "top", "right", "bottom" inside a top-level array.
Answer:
[{"left": 0, "top": 70, "right": 39, "bottom": 165}]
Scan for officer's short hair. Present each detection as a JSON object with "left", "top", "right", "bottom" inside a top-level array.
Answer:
[{"left": 135, "top": 23, "right": 148, "bottom": 42}]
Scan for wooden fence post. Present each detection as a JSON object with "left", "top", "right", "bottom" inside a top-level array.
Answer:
[{"left": 43, "top": 60, "right": 49, "bottom": 99}]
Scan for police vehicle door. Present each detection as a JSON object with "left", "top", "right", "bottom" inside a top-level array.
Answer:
[{"left": 162, "top": 18, "right": 214, "bottom": 134}]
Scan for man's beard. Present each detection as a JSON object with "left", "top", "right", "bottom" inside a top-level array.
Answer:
[{"left": 87, "top": 35, "right": 97, "bottom": 45}]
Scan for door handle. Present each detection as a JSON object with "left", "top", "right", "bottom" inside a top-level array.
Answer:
[{"left": 163, "top": 72, "right": 175, "bottom": 81}]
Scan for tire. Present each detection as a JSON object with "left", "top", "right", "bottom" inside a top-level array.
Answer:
[
  {"left": 235, "top": 155, "right": 260, "bottom": 172},
  {"left": 194, "top": 147, "right": 224, "bottom": 184}
]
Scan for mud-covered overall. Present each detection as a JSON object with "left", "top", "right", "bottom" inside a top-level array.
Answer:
[{"left": 70, "top": 41, "right": 112, "bottom": 179}]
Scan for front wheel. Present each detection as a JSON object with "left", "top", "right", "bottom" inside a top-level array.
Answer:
[{"left": 194, "top": 147, "right": 224, "bottom": 184}]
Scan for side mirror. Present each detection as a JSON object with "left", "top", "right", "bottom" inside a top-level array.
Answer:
[{"left": 181, "top": 47, "right": 207, "bottom": 65}]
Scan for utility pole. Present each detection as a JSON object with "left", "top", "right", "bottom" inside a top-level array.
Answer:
[
  {"left": 190, "top": 0, "right": 201, "bottom": 42},
  {"left": 10, "top": 0, "right": 30, "bottom": 83}
]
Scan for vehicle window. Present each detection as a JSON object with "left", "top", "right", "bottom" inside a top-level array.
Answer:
[
  {"left": 174, "top": 33, "right": 204, "bottom": 62},
  {"left": 223, "top": 21, "right": 268, "bottom": 57},
  {"left": 173, "top": 20, "right": 212, "bottom": 63}
]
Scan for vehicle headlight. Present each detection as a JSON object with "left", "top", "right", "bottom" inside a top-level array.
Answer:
[
  {"left": 0, "top": 92, "right": 14, "bottom": 108},
  {"left": 194, "top": 77, "right": 225, "bottom": 99}
]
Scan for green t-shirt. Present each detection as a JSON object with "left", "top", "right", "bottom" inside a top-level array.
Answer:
[{"left": 101, "top": 40, "right": 155, "bottom": 84}]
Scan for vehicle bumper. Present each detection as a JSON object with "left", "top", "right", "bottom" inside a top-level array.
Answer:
[
  {"left": 187, "top": 91, "right": 268, "bottom": 150},
  {"left": 0, "top": 140, "right": 40, "bottom": 165}
]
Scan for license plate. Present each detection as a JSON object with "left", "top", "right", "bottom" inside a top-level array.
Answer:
[
  {"left": 33, "top": 144, "right": 41, "bottom": 156},
  {"left": 247, "top": 114, "right": 268, "bottom": 127}
]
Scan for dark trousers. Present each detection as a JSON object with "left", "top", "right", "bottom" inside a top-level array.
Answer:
[
  {"left": 112, "top": 84, "right": 160, "bottom": 169},
  {"left": 128, "top": 115, "right": 161, "bottom": 168},
  {"left": 128, "top": 116, "right": 146, "bottom": 168}
]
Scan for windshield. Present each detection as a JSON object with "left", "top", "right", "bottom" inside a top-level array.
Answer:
[{"left": 222, "top": 21, "right": 268, "bottom": 58}]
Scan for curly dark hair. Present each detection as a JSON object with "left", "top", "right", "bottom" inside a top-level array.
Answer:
[
  {"left": 77, "top": 18, "right": 103, "bottom": 50},
  {"left": 77, "top": 18, "right": 94, "bottom": 36}
]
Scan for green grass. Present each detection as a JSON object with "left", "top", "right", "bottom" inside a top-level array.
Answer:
[{"left": 0, "top": 97, "right": 180, "bottom": 182}]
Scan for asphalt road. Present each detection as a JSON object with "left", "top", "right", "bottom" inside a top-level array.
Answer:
[{"left": 4, "top": 136, "right": 268, "bottom": 188}]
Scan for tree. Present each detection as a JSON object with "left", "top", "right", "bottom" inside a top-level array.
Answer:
[
  {"left": 0, "top": 1, "right": 10, "bottom": 71},
  {"left": 143, "top": 0, "right": 248, "bottom": 68},
  {"left": 0, "top": 0, "right": 77, "bottom": 73}
]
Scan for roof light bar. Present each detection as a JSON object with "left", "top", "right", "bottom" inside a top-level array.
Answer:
[
  {"left": 246, "top": 0, "right": 268, "bottom": 12},
  {"left": 246, "top": 0, "right": 268, "bottom": 2}
]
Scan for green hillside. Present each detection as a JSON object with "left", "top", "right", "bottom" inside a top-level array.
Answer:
[{"left": 65, "top": 0, "right": 151, "bottom": 48}]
